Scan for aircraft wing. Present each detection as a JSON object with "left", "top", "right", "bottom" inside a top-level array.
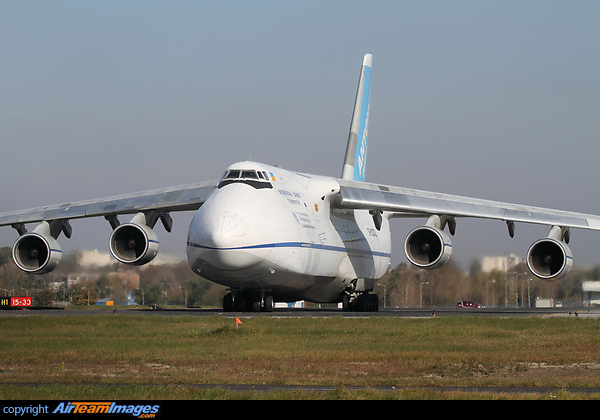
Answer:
[
  {"left": 0, "top": 180, "right": 218, "bottom": 228},
  {"left": 334, "top": 178, "right": 600, "bottom": 231}
]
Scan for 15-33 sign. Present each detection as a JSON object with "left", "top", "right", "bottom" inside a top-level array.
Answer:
[{"left": 0, "top": 297, "right": 32, "bottom": 307}]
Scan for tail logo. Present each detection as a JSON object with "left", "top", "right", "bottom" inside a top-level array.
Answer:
[
  {"left": 356, "top": 110, "right": 369, "bottom": 179},
  {"left": 341, "top": 54, "right": 372, "bottom": 183},
  {"left": 353, "top": 62, "right": 371, "bottom": 182}
]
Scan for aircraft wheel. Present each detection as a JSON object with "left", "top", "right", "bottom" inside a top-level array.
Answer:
[
  {"left": 356, "top": 294, "right": 379, "bottom": 312},
  {"left": 342, "top": 295, "right": 351, "bottom": 312},
  {"left": 357, "top": 294, "right": 368, "bottom": 311},
  {"left": 263, "top": 295, "right": 274, "bottom": 312},
  {"left": 369, "top": 294, "right": 379, "bottom": 312},
  {"left": 251, "top": 296, "right": 262, "bottom": 312},
  {"left": 234, "top": 293, "right": 250, "bottom": 311}
]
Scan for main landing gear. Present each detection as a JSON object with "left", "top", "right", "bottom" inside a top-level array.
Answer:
[
  {"left": 342, "top": 278, "right": 380, "bottom": 312},
  {"left": 342, "top": 293, "right": 379, "bottom": 312},
  {"left": 223, "top": 291, "right": 274, "bottom": 312}
]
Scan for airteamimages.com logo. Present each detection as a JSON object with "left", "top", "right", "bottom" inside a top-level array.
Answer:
[
  {"left": 53, "top": 402, "right": 160, "bottom": 417},
  {"left": 3, "top": 402, "right": 161, "bottom": 418}
]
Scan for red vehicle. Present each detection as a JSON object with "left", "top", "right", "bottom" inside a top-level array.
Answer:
[{"left": 456, "top": 300, "right": 485, "bottom": 308}]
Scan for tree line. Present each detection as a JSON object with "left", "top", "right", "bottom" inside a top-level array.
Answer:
[
  {"left": 376, "top": 259, "right": 595, "bottom": 308},
  {"left": 0, "top": 246, "right": 596, "bottom": 308}
]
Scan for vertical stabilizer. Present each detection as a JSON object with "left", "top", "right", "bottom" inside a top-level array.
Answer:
[{"left": 341, "top": 54, "right": 372, "bottom": 182}]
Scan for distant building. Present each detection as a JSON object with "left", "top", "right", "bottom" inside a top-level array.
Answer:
[
  {"left": 77, "top": 249, "right": 183, "bottom": 267},
  {"left": 95, "top": 298, "right": 114, "bottom": 306},
  {"left": 123, "top": 292, "right": 137, "bottom": 306},
  {"left": 480, "top": 253, "right": 523, "bottom": 273},
  {"left": 274, "top": 301, "right": 305, "bottom": 308},
  {"left": 79, "top": 250, "right": 113, "bottom": 267},
  {"left": 535, "top": 297, "right": 555, "bottom": 308},
  {"left": 582, "top": 281, "right": 600, "bottom": 306}
]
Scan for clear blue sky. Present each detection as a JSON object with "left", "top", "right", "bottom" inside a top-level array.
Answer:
[{"left": 1, "top": 1, "right": 599, "bottom": 268}]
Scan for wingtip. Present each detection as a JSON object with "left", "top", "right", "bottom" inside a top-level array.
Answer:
[{"left": 363, "top": 53, "right": 373, "bottom": 67}]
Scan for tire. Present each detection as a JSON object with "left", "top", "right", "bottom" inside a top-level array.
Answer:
[
  {"left": 251, "top": 296, "right": 262, "bottom": 312},
  {"left": 264, "top": 295, "right": 274, "bottom": 312},
  {"left": 342, "top": 295, "right": 351, "bottom": 312},
  {"left": 234, "top": 293, "right": 248, "bottom": 311},
  {"left": 357, "top": 294, "right": 379, "bottom": 312},
  {"left": 369, "top": 294, "right": 379, "bottom": 312}
]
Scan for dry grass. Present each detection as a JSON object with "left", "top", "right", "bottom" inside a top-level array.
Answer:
[{"left": 0, "top": 314, "right": 599, "bottom": 399}]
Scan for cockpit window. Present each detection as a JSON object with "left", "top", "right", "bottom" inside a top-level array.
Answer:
[
  {"left": 218, "top": 168, "right": 273, "bottom": 189},
  {"left": 224, "top": 170, "right": 241, "bottom": 179},
  {"left": 241, "top": 170, "right": 258, "bottom": 179}
]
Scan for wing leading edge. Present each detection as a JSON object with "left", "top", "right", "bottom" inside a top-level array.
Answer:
[
  {"left": 0, "top": 180, "right": 218, "bottom": 228},
  {"left": 0, "top": 179, "right": 218, "bottom": 274},
  {"left": 334, "top": 178, "right": 600, "bottom": 231}
]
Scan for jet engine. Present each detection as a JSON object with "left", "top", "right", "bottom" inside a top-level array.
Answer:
[
  {"left": 527, "top": 226, "right": 572, "bottom": 280},
  {"left": 404, "top": 216, "right": 453, "bottom": 269},
  {"left": 109, "top": 212, "right": 159, "bottom": 266},
  {"left": 12, "top": 222, "right": 62, "bottom": 274}
]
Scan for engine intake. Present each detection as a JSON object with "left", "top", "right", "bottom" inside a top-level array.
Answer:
[
  {"left": 12, "top": 225, "right": 62, "bottom": 274},
  {"left": 109, "top": 222, "right": 159, "bottom": 266},
  {"left": 404, "top": 225, "right": 452, "bottom": 269},
  {"left": 527, "top": 237, "right": 572, "bottom": 280}
]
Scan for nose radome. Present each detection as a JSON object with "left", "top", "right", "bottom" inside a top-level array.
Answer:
[
  {"left": 204, "top": 213, "right": 248, "bottom": 249},
  {"left": 188, "top": 182, "right": 273, "bottom": 272},
  {"left": 193, "top": 211, "right": 265, "bottom": 271}
]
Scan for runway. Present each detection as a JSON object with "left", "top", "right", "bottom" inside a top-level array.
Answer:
[{"left": 2, "top": 305, "right": 599, "bottom": 318}]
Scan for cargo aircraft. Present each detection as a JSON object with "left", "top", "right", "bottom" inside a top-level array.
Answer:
[{"left": 2, "top": 54, "right": 600, "bottom": 312}]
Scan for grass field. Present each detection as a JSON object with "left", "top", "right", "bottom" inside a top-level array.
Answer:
[{"left": 1, "top": 313, "right": 599, "bottom": 399}]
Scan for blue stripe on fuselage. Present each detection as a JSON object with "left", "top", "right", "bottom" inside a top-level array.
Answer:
[{"left": 188, "top": 240, "right": 390, "bottom": 258}]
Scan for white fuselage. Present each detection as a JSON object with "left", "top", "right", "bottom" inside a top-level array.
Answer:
[{"left": 186, "top": 161, "right": 391, "bottom": 303}]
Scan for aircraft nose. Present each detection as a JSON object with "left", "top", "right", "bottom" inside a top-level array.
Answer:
[
  {"left": 188, "top": 194, "right": 265, "bottom": 271},
  {"left": 204, "top": 213, "right": 249, "bottom": 249}
]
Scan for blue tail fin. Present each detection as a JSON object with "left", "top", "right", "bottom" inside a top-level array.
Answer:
[{"left": 341, "top": 54, "right": 372, "bottom": 182}]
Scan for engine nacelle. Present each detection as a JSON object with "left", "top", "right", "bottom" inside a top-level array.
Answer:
[
  {"left": 404, "top": 225, "right": 453, "bottom": 269},
  {"left": 527, "top": 238, "right": 573, "bottom": 280},
  {"left": 109, "top": 222, "right": 159, "bottom": 266},
  {"left": 12, "top": 231, "right": 62, "bottom": 274}
]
